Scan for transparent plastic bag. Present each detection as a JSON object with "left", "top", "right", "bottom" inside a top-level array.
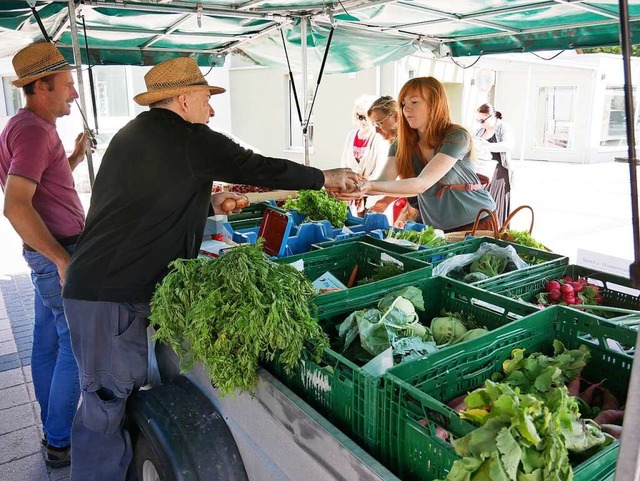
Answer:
[{"left": 433, "top": 242, "right": 529, "bottom": 278}]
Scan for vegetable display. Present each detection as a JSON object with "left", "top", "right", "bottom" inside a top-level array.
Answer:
[
  {"left": 150, "top": 241, "right": 328, "bottom": 396},
  {"left": 536, "top": 276, "right": 604, "bottom": 308},
  {"left": 337, "top": 287, "right": 486, "bottom": 364},
  {"left": 283, "top": 189, "right": 349, "bottom": 227},
  {"left": 438, "top": 342, "right": 616, "bottom": 481},
  {"left": 503, "top": 229, "right": 550, "bottom": 251},
  {"left": 385, "top": 225, "right": 448, "bottom": 248}
]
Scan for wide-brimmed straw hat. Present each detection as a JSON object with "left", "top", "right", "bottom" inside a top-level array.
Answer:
[
  {"left": 12, "top": 42, "right": 73, "bottom": 88},
  {"left": 134, "top": 57, "right": 226, "bottom": 106}
]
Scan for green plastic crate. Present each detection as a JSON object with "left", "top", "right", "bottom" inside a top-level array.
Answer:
[
  {"left": 266, "top": 276, "right": 537, "bottom": 457},
  {"left": 481, "top": 263, "right": 640, "bottom": 312},
  {"left": 406, "top": 236, "right": 569, "bottom": 287},
  {"left": 382, "top": 306, "right": 635, "bottom": 481},
  {"left": 276, "top": 241, "right": 432, "bottom": 297},
  {"left": 313, "top": 234, "right": 419, "bottom": 254}
]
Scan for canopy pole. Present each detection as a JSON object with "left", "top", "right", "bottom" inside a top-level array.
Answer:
[
  {"left": 301, "top": 16, "right": 310, "bottom": 166},
  {"left": 614, "top": 1, "right": 640, "bottom": 480},
  {"left": 67, "top": 0, "right": 96, "bottom": 187}
]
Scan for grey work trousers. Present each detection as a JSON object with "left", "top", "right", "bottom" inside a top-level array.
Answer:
[{"left": 64, "top": 299, "right": 149, "bottom": 481}]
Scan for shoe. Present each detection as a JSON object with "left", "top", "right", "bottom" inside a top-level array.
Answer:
[{"left": 45, "top": 444, "right": 71, "bottom": 469}]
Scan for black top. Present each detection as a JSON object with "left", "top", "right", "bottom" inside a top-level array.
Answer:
[
  {"left": 486, "top": 133, "right": 501, "bottom": 162},
  {"left": 63, "top": 109, "right": 324, "bottom": 303}
]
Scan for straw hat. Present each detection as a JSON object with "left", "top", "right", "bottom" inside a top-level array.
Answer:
[
  {"left": 134, "top": 57, "right": 226, "bottom": 106},
  {"left": 12, "top": 42, "right": 73, "bottom": 88}
]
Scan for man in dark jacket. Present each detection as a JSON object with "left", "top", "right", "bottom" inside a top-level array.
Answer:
[{"left": 62, "top": 56, "right": 359, "bottom": 481}]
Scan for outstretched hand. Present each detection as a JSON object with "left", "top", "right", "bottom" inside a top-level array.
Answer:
[
  {"left": 323, "top": 168, "right": 368, "bottom": 192},
  {"left": 211, "top": 191, "right": 248, "bottom": 215}
]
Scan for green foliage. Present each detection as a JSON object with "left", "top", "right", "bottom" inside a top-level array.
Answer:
[
  {"left": 439, "top": 342, "right": 606, "bottom": 481},
  {"left": 283, "top": 189, "right": 349, "bottom": 227},
  {"left": 505, "top": 230, "right": 549, "bottom": 251},
  {"left": 582, "top": 45, "right": 640, "bottom": 56},
  {"left": 359, "top": 261, "right": 405, "bottom": 285},
  {"left": 149, "top": 241, "right": 328, "bottom": 396},
  {"left": 470, "top": 253, "right": 507, "bottom": 277},
  {"left": 386, "top": 225, "right": 448, "bottom": 248}
]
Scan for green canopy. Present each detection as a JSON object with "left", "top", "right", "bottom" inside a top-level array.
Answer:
[{"left": 2, "top": 0, "right": 640, "bottom": 71}]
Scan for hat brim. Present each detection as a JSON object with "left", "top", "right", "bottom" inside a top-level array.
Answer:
[
  {"left": 12, "top": 65, "right": 76, "bottom": 88},
  {"left": 134, "top": 84, "right": 226, "bottom": 106}
]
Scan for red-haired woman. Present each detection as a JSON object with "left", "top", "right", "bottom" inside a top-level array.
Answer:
[{"left": 338, "top": 76, "right": 495, "bottom": 232}]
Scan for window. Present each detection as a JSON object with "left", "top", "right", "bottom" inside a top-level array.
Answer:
[
  {"left": 2, "top": 77, "right": 23, "bottom": 116},
  {"left": 534, "top": 86, "right": 576, "bottom": 150},
  {"left": 600, "top": 86, "right": 638, "bottom": 147},
  {"left": 286, "top": 75, "right": 313, "bottom": 151},
  {"left": 94, "top": 66, "right": 130, "bottom": 118}
]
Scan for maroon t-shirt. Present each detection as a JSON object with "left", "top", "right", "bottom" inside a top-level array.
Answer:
[{"left": 0, "top": 109, "right": 84, "bottom": 238}]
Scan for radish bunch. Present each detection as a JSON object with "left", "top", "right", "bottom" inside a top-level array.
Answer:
[{"left": 540, "top": 276, "right": 604, "bottom": 307}]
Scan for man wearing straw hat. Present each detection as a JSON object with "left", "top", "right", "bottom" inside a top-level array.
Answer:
[
  {"left": 0, "top": 42, "right": 90, "bottom": 468},
  {"left": 61, "top": 56, "right": 361, "bottom": 480}
]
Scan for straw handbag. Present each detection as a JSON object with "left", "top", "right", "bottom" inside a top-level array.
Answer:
[{"left": 444, "top": 205, "right": 534, "bottom": 243}]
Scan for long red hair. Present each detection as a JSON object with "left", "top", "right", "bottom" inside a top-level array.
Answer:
[{"left": 395, "top": 77, "right": 465, "bottom": 179}]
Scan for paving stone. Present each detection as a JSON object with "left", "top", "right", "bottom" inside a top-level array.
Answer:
[
  {"left": 50, "top": 465, "right": 71, "bottom": 481},
  {"left": 0, "top": 340, "right": 17, "bottom": 356},
  {"left": 22, "top": 367, "right": 32, "bottom": 383},
  {"left": 0, "top": 384, "right": 29, "bottom": 410},
  {"left": 0, "top": 403, "right": 37, "bottom": 435},
  {"left": 0, "top": 368, "right": 23, "bottom": 390},
  {"left": 12, "top": 324, "right": 32, "bottom": 335},
  {"left": 27, "top": 382, "right": 35, "bottom": 403},
  {"left": 0, "top": 453, "right": 48, "bottom": 481},
  {"left": 0, "top": 318, "right": 10, "bottom": 331},
  {"left": 0, "top": 355, "right": 20, "bottom": 373},
  {"left": 18, "top": 349, "right": 31, "bottom": 360},
  {"left": 0, "top": 329, "right": 13, "bottom": 342},
  {"left": 0, "top": 425, "right": 42, "bottom": 465}
]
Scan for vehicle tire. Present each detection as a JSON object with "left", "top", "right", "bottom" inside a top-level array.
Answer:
[
  {"left": 128, "top": 376, "right": 248, "bottom": 481},
  {"left": 134, "top": 432, "right": 177, "bottom": 481}
]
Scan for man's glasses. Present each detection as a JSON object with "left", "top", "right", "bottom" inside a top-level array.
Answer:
[
  {"left": 478, "top": 114, "right": 493, "bottom": 124},
  {"left": 372, "top": 113, "right": 391, "bottom": 129},
  {"left": 356, "top": 114, "right": 367, "bottom": 122}
]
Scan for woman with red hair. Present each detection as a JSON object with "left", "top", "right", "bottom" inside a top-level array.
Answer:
[{"left": 339, "top": 76, "right": 495, "bottom": 232}]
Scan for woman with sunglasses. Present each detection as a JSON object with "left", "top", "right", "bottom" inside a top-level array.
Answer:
[
  {"left": 336, "top": 77, "right": 495, "bottom": 232},
  {"left": 340, "top": 95, "right": 389, "bottom": 215},
  {"left": 475, "top": 103, "right": 515, "bottom": 225}
]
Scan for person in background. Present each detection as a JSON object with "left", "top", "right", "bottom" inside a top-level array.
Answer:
[
  {"left": 61, "top": 56, "right": 361, "bottom": 481},
  {"left": 341, "top": 94, "right": 389, "bottom": 215},
  {"left": 0, "top": 42, "right": 89, "bottom": 469},
  {"left": 367, "top": 95, "right": 422, "bottom": 225},
  {"left": 336, "top": 76, "right": 496, "bottom": 232},
  {"left": 474, "top": 103, "right": 515, "bottom": 226}
]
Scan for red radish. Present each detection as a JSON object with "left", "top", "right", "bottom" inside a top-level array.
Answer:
[
  {"left": 546, "top": 280, "right": 562, "bottom": 292},
  {"left": 435, "top": 426, "right": 450, "bottom": 441},
  {"left": 561, "top": 284, "right": 574, "bottom": 295},
  {"left": 565, "top": 297, "right": 577, "bottom": 305},
  {"left": 579, "top": 381, "right": 603, "bottom": 405},
  {"left": 563, "top": 276, "right": 574, "bottom": 282},
  {"left": 594, "top": 409, "right": 625, "bottom": 426},
  {"left": 578, "top": 278, "right": 589, "bottom": 286},
  {"left": 548, "top": 289, "right": 562, "bottom": 302},
  {"left": 571, "top": 282, "right": 584, "bottom": 293},
  {"left": 599, "top": 424, "right": 623, "bottom": 439},
  {"left": 447, "top": 394, "right": 468, "bottom": 411},
  {"left": 600, "top": 387, "right": 621, "bottom": 411},
  {"left": 595, "top": 294, "right": 604, "bottom": 304},
  {"left": 567, "top": 375, "right": 581, "bottom": 397}
]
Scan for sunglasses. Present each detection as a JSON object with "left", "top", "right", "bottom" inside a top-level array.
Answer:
[
  {"left": 478, "top": 114, "right": 493, "bottom": 124},
  {"left": 372, "top": 113, "right": 391, "bottom": 129},
  {"left": 356, "top": 114, "right": 367, "bottom": 122}
]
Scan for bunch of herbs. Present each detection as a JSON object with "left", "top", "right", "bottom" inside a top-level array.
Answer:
[
  {"left": 150, "top": 241, "right": 328, "bottom": 396},
  {"left": 283, "top": 189, "right": 349, "bottom": 227}
]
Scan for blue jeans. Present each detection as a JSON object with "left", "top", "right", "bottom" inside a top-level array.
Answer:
[{"left": 23, "top": 246, "right": 80, "bottom": 449}]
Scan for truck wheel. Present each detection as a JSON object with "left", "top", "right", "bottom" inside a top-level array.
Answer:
[
  {"left": 128, "top": 376, "right": 248, "bottom": 481},
  {"left": 134, "top": 432, "right": 177, "bottom": 481}
]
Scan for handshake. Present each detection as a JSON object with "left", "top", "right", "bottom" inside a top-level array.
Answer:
[{"left": 322, "top": 168, "right": 369, "bottom": 200}]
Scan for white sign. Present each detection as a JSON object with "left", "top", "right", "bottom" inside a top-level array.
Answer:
[
  {"left": 575, "top": 249, "right": 631, "bottom": 278},
  {"left": 475, "top": 68, "right": 494, "bottom": 92}
]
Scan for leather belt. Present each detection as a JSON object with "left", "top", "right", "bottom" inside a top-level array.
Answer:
[{"left": 23, "top": 234, "right": 80, "bottom": 252}]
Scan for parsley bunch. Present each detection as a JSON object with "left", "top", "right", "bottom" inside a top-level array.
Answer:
[
  {"left": 283, "top": 189, "right": 349, "bottom": 227},
  {"left": 150, "top": 241, "right": 328, "bottom": 396}
]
